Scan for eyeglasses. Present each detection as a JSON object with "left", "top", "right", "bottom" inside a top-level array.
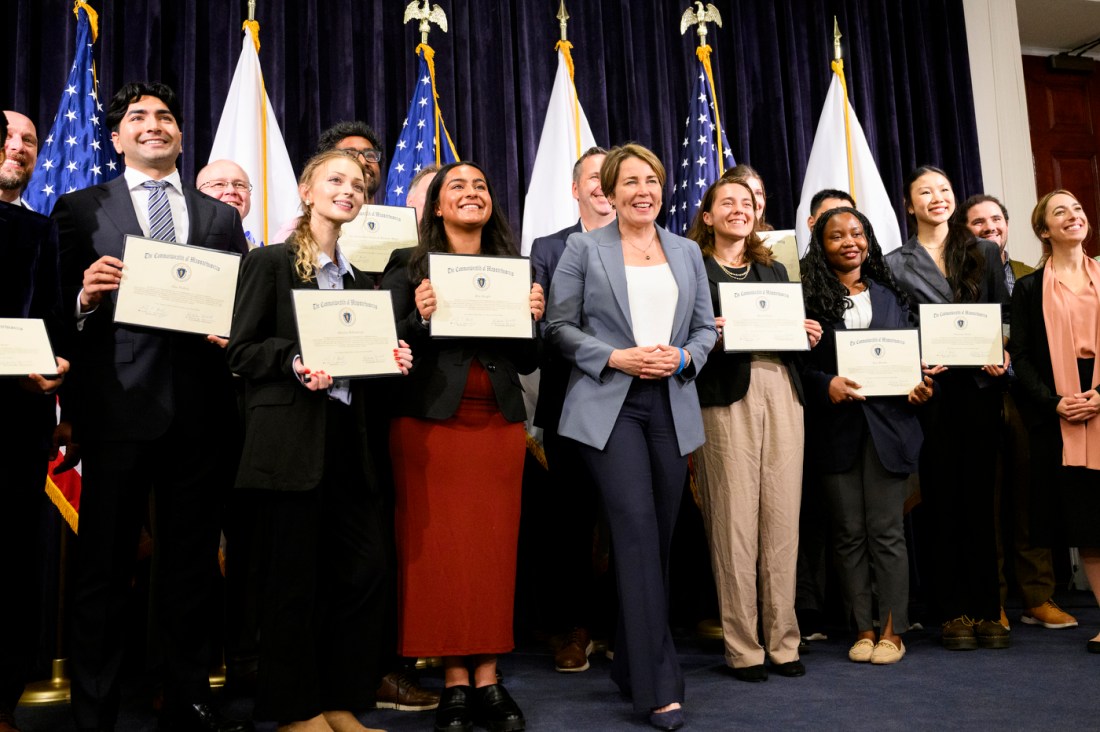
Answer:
[
  {"left": 199, "top": 180, "right": 253, "bottom": 193},
  {"left": 338, "top": 147, "right": 383, "bottom": 164}
]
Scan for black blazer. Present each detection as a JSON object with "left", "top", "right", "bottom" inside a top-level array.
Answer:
[
  {"left": 530, "top": 220, "right": 582, "bottom": 430},
  {"left": 227, "top": 243, "right": 392, "bottom": 492},
  {"left": 801, "top": 279, "right": 924, "bottom": 475},
  {"left": 52, "top": 175, "right": 248, "bottom": 442},
  {"left": 380, "top": 246, "right": 537, "bottom": 423},
  {"left": 1, "top": 202, "right": 64, "bottom": 448},
  {"left": 695, "top": 257, "right": 805, "bottom": 407}
]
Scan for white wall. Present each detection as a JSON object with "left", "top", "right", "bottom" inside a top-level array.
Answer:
[{"left": 962, "top": 0, "right": 1041, "bottom": 266}]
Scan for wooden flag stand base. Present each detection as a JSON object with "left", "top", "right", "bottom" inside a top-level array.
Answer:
[{"left": 18, "top": 658, "right": 70, "bottom": 706}]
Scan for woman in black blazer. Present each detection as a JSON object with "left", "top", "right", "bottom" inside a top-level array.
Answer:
[
  {"left": 801, "top": 207, "right": 934, "bottom": 665},
  {"left": 884, "top": 165, "right": 1010, "bottom": 651},
  {"left": 228, "top": 150, "right": 412, "bottom": 728},
  {"left": 380, "top": 161, "right": 543, "bottom": 732},
  {"left": 686, "top": 174, "right": 821, "bottom": 682},
  {"left": 1009, "top": 189, "right": 1100, "bottom": 654}
]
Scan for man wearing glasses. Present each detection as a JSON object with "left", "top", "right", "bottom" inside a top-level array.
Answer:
[{"left": 196, "top": 159, "right": 253, "bottom": 220}]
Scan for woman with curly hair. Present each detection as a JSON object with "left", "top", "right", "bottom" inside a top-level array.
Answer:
[
  {"left": 686, "top": 174, "right": 821, "bottom": 683},
  {"left": 801, "top": 207, "right": 934, "bottom": 665},
  {"left": 884, "top": 165, "right": 1010, "bottom": 651},
  {"left": 229, "top": 149, "right": 413, "bottom": 731}
]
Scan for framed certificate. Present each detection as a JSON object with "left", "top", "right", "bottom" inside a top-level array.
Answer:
[
  {"left": 757, "top": 229, "right": 800, "bottom": 283},
  {"left": 428, "top": 253, "right": 534, "bottom": 339},
  {"left": 292, "top": 289, "right": 402, "bottom": 378},
  {"left": 113, "top": 236, "right": 241, "bottom": 337},
  {"left": 339, "top": 204, "right": 420, "bottom": 273},
  {"left": 835, "top": 329, "right": 923, "bottom": 397},
  {"left": 919, "top": 303, "right": 1004, "bottom": 367},
  {"left": 0, "top": 318, "right": 58, "bottom": 377},
  {"left": 719, "top": 281, "right": 808, "bottom": 352}
]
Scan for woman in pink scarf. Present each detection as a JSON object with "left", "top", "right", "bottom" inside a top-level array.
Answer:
[{"left": 1008, "top": 189, "right": 1100, "bottom": 655}]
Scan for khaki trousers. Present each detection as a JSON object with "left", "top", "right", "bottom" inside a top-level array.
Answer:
[{"left": 695, "top": 359, "right": 804, "bottom": 668}]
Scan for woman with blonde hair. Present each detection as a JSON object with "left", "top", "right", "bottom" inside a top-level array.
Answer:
[
  {"left": 229, "top": 149, "right": 412, "bottom": 732},
  {"left": 1010, "top": 189, "right": 1100, "bottom": 655}
]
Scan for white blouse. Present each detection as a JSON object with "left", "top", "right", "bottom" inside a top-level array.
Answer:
[
  {"left": 625, "top": 264, "right": 677, "bottom": 347},
  {"left": 842, "top": 288, "right": 873, "bottom": 330}
]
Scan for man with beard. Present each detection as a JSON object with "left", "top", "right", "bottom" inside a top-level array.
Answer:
[{"left": 0, "top": 110, "right": 38, "bottom": 207}]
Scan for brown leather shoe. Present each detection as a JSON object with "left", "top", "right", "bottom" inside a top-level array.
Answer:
[
  {"left": 554, "top": 627, "right": 593, "bottom": 673},
  {"left": 941, "top": 616, "right": 978, "bottom": 650},
  {"left": 376, "top": 670, "right": 440, "bottom": 711},
  {"left": 976, "top": 619, "right": 1011, "bottom": 649},
  {"left": 1021, "top": 600, "right": 1078, "bottom": 629}
]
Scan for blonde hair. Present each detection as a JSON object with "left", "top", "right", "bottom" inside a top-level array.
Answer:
[{"left": 290, "top": 150, "right": 367, "bottom": 282}]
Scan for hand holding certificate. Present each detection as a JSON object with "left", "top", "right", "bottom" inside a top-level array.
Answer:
[
  {"left": 113, "top": 236, "right": 241, "bottom": 336},
  {"left": 719, "top": 282, "right": 809, "bottom": 351},
  {"left": 0, "top": 318, "right": 58, "bottom": 377},
  {"left": 834, "top": 329, "right": 923, "bottom": 397},
  {"left": 428, "top": 253, "right": 534, "bottom": 339},
  {"left": 339, "top": 204, "right": 420, "bottom": 273},
  {"left": 292, "top": 290, "right": 402, "bottom": 378},
  {"left": 918, "top": 303, "right": 1004, "bottom": 367}
]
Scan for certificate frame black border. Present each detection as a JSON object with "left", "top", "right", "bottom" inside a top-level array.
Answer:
[
  {"left": 0, "top": 317, "right": 59, "bottom": 379},
  {"left": 290, "top": 287, "right": 404, "bottom": 380},
  {"left": 718, "top": 280, "right": 810, "bottom": 353},
  {"left": 340, "top": 203, "right": 421, "bottom": 274},
  {"left": 112, "top": 234, "right": 242, "bottom": 338},
  {"left": 917, "top": 303, "right": 1005, "bottom": 368},
  {"left": 834, "top": 327, "right": 922, "bottom": 398},
  {"left": 427, "top": 252, "right": 535, "bottom": 340}
]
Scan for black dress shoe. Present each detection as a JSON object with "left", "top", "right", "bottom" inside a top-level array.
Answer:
[
  {"left": 772, "top": 660, "right": 806, "bottom": 677},
  {"left": 649, "top": 707, "right": 684, "bottom": 730},
  {"left": 158, "top": 702, "right": 253, "bottom": 732},
  {"left": 1088, "top": 639, "right": 1100, "bottom": 654},
  {"left": 730, "top": 664, "right": 768, "bottom": 682},
  {"left": 472, "top": 683, "right": 525, "bottom": 732},
  {"left": 434, "top": 685, "right": 473, "bottom": 732}
]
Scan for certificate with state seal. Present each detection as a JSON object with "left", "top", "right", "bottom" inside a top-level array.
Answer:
[
  {"left": 428, "top": 253, "right": 534, "bottom": 339},
  {"left": 719, "top": 282, "right": 809, "bottom": 352},
  {"left": 0, "top": 318, "right": 58, "bottom": 377},
  {"left": 292, "top": 289, "right": 402, "bottom": 378},
  {"left": 113, "top": 236, "right": 241, "bottom": 336},
  {"left": 918, "top": 303, "right": 1004, "bottom": 367},
  {"left": 835, "top": 329, "right": 923, "bottom": 397},
  {"left": 339, "top": 204, "right": 420, "bottom": 273}
]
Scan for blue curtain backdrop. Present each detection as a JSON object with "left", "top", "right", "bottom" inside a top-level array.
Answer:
[{"left": 2, "top": 0, "right": 981, "bottom": 238}]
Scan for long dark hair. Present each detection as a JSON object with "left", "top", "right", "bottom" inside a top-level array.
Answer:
[
  {"left": 904, "top": 165, "right": 985, "bottom": 303},
  {"left": 686, "top": 175, "right": 773, "bottom": 266},
  {"left": 801, "top": 207, "right": 907, "bottom": 322},
  {"left": 407, "top": 161, "right": 517, "bottom": 281}
]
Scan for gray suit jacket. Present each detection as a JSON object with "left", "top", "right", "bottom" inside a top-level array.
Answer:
[{"left": 545, "top": 222, "right": 718, "bottom": 454}]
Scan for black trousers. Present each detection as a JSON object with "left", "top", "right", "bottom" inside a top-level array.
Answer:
[
  {"left": 0, "top": 436, "right": 49, "bottom": 712},
  {"left": 70, "top": 421, "right": 233, "bottom": 730},
  {"left": 253, "top": 402, "right": 390, "bottom": 723},
  {"left": 578, "top": 379, "right": 685, "bottom": 714},
  {"left": 918, "top": 372, "right": 1003, "bottom": 622}
]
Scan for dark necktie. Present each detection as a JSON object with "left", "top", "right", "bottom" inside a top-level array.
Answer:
[{"left": 143, "top": 179, "right": 177, "bottom": 242}]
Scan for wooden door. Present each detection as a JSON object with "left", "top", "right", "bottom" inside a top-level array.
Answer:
[{"left": 1023, "top": 55, "right": 1100, "bottom": 256}]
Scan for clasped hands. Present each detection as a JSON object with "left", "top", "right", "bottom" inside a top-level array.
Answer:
[
  {"left": 610, "top": 345, "right": 687, "bottom": 380},
  {"left": 1057, "top": 389, "right": 1100, "bottom": 423}
]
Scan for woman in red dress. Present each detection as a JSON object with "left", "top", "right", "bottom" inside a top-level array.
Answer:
[{"left": 381, "top": 161, "right": 545, "bottom": 732}]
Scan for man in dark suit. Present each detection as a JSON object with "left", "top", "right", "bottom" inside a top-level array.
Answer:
[
  {"left": 0, "top": 110, "right": 69, "bottom": 732},
  {"left": 52, "top": 81, "right": 249, "bottom": 732},
  {"left": 528, "top": 146, "right": 614, "bottom": 673},
  {"left": 961, "top": 194, "right": 1078, "bottom": 631}
]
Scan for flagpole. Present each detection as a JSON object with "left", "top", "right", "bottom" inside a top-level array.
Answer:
[
  {"left": 833, "top": 17, "right": 857, "bottom": 203},
  {"left": 554, "top": 1, "right": 583, "bottom": 162},
  {"left": 404, "top": 1, "right": 454, "bottom": 165},
  {"left": 682, "top": 2, "right": 727, "bottom": 176}
]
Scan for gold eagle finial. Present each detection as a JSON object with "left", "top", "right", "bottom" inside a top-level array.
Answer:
[
  {"left": 679, "top": 2, "right": 722, "bottom": 46},
  {"left": 403, "top": 0, "right": 448, "bottom": 46}
]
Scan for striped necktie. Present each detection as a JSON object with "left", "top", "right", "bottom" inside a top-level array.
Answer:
[{"left": 143, "top": 179, "right": 177, "bottom": 242}]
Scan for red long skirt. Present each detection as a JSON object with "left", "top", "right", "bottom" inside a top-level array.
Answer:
[{"left": 390, "top": 362, "right": 525, "bottom": 656}]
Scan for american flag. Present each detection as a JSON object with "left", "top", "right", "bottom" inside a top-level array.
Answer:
[
  {"left": 383, "top": 49, "right": 459, "bottom": 206},
  {"left": 24, "top": 1, "right": 119, "bottom": 215},
  {"left": 665, "top": 66, "right": 735, "bottom": 235}
]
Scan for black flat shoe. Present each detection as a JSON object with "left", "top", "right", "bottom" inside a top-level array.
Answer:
[
  {"left": 730, "top": 664, "right": 768, "bottom": 682},
  {"left": 472, "top": 684, "right": 525, "bottom": 732},
  {"left": 1088, "top": 639, "right": 1100, "bottom": 654},
  {"left": 772, "top": 660, "right": 806, "bottom": 677},
  {"left": 435, "top": 685, "right": 473, "bottom": 732},
  {"left": 649, "top": 707, "right": 684, "bottom": 730}
]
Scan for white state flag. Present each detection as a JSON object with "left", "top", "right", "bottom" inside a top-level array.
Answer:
[
  {"left": 208, "top": 34, "right": 298, "bottom": 248},
  {"left": 520, "top": 48, "right": 598, "bottom": 255},
  {"left": 795, "top": 71, "right": 902, "bottom": 256}
]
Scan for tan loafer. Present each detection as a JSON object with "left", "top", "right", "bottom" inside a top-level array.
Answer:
[
  {"left": 848, "top": 638, "right": 875, "bottom": 663},
  {"left": 870, "top": 638, "right": 906, "bottom": 665}
]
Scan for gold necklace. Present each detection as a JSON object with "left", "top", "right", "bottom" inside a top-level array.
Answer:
[
  {"left": 715, "top": 257, "right": 751, "bottom": 280},
  {"left": 623, "top": 233, "right": 657, "bottom": 260}
]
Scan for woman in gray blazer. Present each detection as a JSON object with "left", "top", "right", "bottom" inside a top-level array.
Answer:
[{"left": 546, "top": 144, "right": 717, "bottom": 731}]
